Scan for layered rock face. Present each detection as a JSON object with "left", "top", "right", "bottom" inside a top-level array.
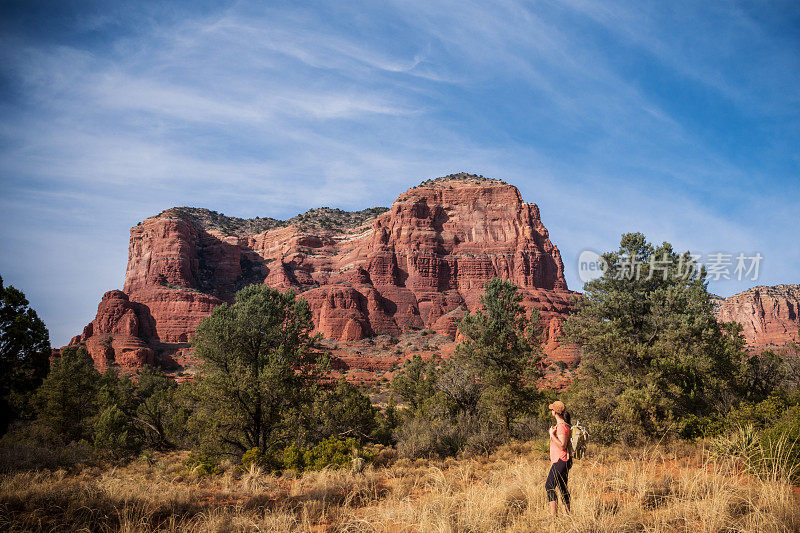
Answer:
[
  {"left": 714, "top": 284, "right": 800, "bottom": 349},
  {"left": 69, "top": 290, "right": 157, "bottom": 370},
  {"left": 69, "top": 174, "right": 579, "bottom": 374}
]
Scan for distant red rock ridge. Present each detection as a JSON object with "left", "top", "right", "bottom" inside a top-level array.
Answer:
[{"left": 713, "top": 284, "right": 800, "bottom": 349}]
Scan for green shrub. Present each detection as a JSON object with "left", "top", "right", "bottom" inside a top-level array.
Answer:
[
  {"left": 303, "top": 437, "right": 361, "bottom": 471},
  {"left": 711, "top": 413, "right": 800, "bottom": 483},
  {"left": 184, "top": 452, "right": 220, "bottom": 476},
  {"left": 394, "top": 413, "right": 498, "bottom": 458},
  {"left": 710, "top": 424, "right": 762, "bottom": 472},
  {"left": 761, "top": 405, "right": 800, "bottom": 482},
  {"left": 282, "top": 443, "right": 304, "bottom": 471},
  {"left": 279, "top": 438, "right": 370, "bottom": 472},
  {"left": 703, "top": 394, "right": 796, "bottom": 438},
  {"left": 241, "top": 447, "right": 268, "bottom": 470},
  {"left": 308, "top": 379, "right": 377, "bottom": 443},
  {"left": 93, "top": 404, "right": 139, "bottom": 458}
]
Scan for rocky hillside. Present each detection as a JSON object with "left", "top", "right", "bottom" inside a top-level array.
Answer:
[
  {"left": 68, "top": 174, "right": 579, "bottom": 382},
  {"left": 714, "top": 284, "right": 800, "bottom": 349}
]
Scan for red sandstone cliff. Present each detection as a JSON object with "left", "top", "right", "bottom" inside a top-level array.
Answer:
[
  {"left": 69, "top": 174, "right": 579, "bottom": 375},
  {"left": 714, "top": 284, "right": 800, "bottom": 349}
]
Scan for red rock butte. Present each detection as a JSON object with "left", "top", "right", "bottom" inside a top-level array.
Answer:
[
  {"left": 713, "top": 284, "right": 800, "bottom": 350},
  {"left": 68, "top": 174, "right": 580, "bottom": 378}
]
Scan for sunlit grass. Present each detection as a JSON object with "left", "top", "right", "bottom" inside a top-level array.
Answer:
[{"left": 1, "top": 440, "right": 798, "bottom": 532}]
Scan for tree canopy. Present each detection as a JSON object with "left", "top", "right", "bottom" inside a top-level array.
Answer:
[
  {"left": 0, "top": 275, "right": 50, "bottom": 434},
  {"left": 563, "top": 233, "right": 750, "bottom": 443},
  {"left": 189, "top": 284, "right": 326, "bottom": 457},
  {"left": 392, "top": 278, "right": 544, "bottom": 457},
  {"left": 454, "top": 277, "right": 543, "bottom": 431}
]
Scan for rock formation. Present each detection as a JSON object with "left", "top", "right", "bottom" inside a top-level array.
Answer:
[
  {"left": 68, "top": 174, "right": 580, "bottom": 376},
  {"left": 68, "top": 290, "right": 157, "bottom": 370},
  {"left": 714, "top": 284, "right": 800, "bottom": 349}
]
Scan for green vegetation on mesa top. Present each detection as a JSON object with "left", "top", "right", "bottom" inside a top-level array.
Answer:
[
  {"left": 154, "top": 173, "right": 505, "bottom": 234},
  {"left": 156, "top": 206, "right": 389, "bottom": 235},
  {"left": 415, "top": 172, "right": 508, "bottom": 188},
  {"left": 290, "top": 207, "right": 389, "bottom": 232}
]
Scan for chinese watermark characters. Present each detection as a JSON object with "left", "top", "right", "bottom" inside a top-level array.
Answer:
[{"left": 577, "top": 250, "right": 763, "bottom": 283}]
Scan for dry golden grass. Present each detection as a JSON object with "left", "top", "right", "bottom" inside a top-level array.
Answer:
[{"left": 1, "top": 441, "right": 798, "bottom": 532}]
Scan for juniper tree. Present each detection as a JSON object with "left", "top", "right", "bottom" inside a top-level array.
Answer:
[
  {"left": 563, "top": 233, "right": 750, "bottom": 443},
  {"left": 34, "top": 346, "right": 100, "bottom": 443},
  {"left": 190, "top": 285, "right": 326, "bottom": 458},
  {"left": 0, "top": 275, "right": 50, "bottom": 434},
  {"left": 453, "top": 278, "right": 543, "bottom": 432}
]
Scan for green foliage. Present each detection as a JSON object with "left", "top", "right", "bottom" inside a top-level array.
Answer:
[
  {"left": 189, "top": 284, "right": 324, "bottom": 458},
  {"left": 130, "top": 366, "right": 182, "bottom": 449},
  {"left": 302, "top": 437, "right": 364, "bottom": 471},
  {"left": 713, "top": 394, "right": 796, "bottom": 435},
  {"left": 0, "top": 275, "right": 51, "bottom": 434},
  {"left": 392, "top": 279, "right": 543, "bottom": 458},
  {"left": 241, "top": 447, "right": 268, "bottom": 470},
  {"left": 307, "top": 379, "right": 378, "bottom": 443},
  {"left": 394, "top": 412, "right": 495, "bottom": 458},
  {"left": 780, "top": 335, "right": 800, "bottom": 393},
  {"left": 390, "top": 354, "right": 436, "bottom": 411},
  {"left": 33, "top": 346, "right": 101, "bottom": 443},
  {"left": 93, "top": 404, "right": 139, "bottom": 458},
  {"left": 711, "top": 408, "right": 800, "bottom": 483},
  {"left": 30, "top": 351, "right": 188, "bottom": 458},
  {"left": 278, "top": 437, "right": 370, "bottom": 472},
  {"left": 742, "top": 350, "right": 786, "bottom": 401},
  {"left": 563, "top": 233, "right": 751, "bottom": 444},
  {"left": 761, "top": 405, "right": 800, "bottom": 482},
  {"left": 453, "top": 278, "right": 542, "bottom": 432},
  {"left": 372, "top": 395, "right": 398, "bottom": 445},
  {"left": 282, "top": 443, "right": 305, "bottom": 471},
  {"left": 184, "top": 452, "right": 220, "bottom": 476}
]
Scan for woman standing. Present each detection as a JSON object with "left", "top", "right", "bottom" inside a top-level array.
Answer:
[{"left": 546, "top": 400, "right": 571, "bottom": 517}]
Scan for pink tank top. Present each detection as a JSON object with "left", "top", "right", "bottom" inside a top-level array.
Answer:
[{"left": 550, "top": 422, "right": 570, "bottom": 463}]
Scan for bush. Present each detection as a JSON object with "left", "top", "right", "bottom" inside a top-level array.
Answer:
[
  {"left": 279, "top": 438, "right": 370, "bottom": 472},
  {"left": 711, "top": 412, "right": 800, "bottom": 483},
  {"left": 34, "top": 347, "right": 101, "bottom": 443},
  {"left": 282, "top": 444, "right": 304, "bottom": 471},
  {"left": 93, "top": 404, "right": 139, "bottom": 458},
  {"left": 395, "top": 416, "right": 438, "bottom": 459},
  {"left": 394, "top": 413, "right": 498, "bottom": 459},
  {"left": 307, "top": 379, "right": 377, "bottom": 443},
  {"left": 303, "top": 437, "right": 364, "bottom": 471},
  {"left": 241, "top": 447, "right": 268, "bottom": 470},
  {"left": 761, "top": 405, "right": 800, "bottom": 482},
  {"left": 184, "top": 452, "right": 220, "bottom": 476},
  {"left": 0, "top": 429, "right": 96, "bottom": 473},
  {"left": 701, "top": 394, "right": 798, "bottom": 438}
]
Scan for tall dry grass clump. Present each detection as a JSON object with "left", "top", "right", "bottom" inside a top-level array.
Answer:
[{"left": 1, "top": 441, "right": 798, "bottom": 532}]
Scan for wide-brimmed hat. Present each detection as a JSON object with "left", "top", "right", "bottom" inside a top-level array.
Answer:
[{"left": 548, "top": 400, "right": 566, "bottom": 415}]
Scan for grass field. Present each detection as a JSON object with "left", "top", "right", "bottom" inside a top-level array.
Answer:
[{"left": 1, "top": 440, "right": 798, "bottom": 532}]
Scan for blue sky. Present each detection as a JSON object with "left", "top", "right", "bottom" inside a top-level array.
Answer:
[{"left": 1, "top": 0, "right": 798, "bottom": 346}]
